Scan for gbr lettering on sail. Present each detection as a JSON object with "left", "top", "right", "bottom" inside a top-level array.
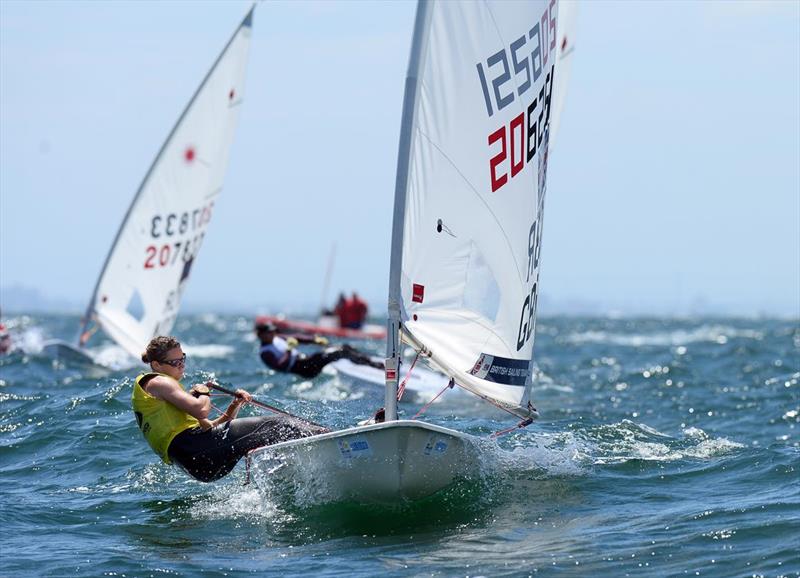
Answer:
[{"left": 475, "top": 0, "right": 557, "bottom": 351}]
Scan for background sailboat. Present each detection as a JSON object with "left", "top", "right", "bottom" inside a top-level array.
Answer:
[
  {"left": 249, "top": 0, "right": 561, "bottom": 503},
  {"left": 43, "top": 7, "right": 254, "bottom": 365}
]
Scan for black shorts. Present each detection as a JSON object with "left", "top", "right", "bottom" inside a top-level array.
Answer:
[{"left": 167, "top": 416, "right": 326, "bottom": 482}]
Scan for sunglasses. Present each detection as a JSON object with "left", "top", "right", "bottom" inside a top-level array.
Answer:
[{"left": 160, "top": 353, "right": 186, "bottom": 367}]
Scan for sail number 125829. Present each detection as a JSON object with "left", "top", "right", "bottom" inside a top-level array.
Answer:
[{"left": 475, "top": 0, "right": 557, "bottom": 193}]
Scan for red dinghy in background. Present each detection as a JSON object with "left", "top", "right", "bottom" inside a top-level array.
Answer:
[{"left": 254, "top": 315, "right": 386, "bottom": 341}]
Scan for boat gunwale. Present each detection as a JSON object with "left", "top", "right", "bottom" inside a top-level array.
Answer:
[{"left": 247, "top": 419, "right": 473, "bottom": 459}]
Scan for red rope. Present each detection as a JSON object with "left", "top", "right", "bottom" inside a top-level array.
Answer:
[
  {"left": 209, "top": 399, "right": 247, "bottom": 423},
  {"left": 410, "top": 377, "right": 536, "bottom": 438},
  {"left": 490, "top": 417, "right": 534, "bottom": 438},
  {"left": 412, "top": 379, "right": 456, "bottom": 419},
  {"left": 396, "top": 350, "right": 422, "bottom": 401},
  {"left": 467, "top": 385, "right": 537, "bottom": 421}
]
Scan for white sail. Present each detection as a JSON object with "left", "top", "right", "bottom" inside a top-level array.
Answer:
[
  {"left": 549, "top": 0, "right": 578, "bottom": 148},
  {"left": 388, "top": 0, "right": 559, "bottom": 417},
  {"left": 250, "top": 0, "right": 567, "bottom": 505},
  {"left": 81, "top": 8, "right": 253, "bottom": 358}
]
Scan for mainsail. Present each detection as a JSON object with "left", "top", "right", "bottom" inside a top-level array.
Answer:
[
  {"left": 387, "top": 0, "right": 559, "bottom": 419},
  {"left": 549, "top": 0, "right": 577, "bottom": 148},
  {"left": 248, "top": 0, "right": 567, "bottom": 504},
  {"left": 79, "top": 8, "right": 253, "bottom": 358}
]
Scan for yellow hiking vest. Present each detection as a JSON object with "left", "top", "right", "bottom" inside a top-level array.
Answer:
[{"left": 131, "top": 372, "right": 200, "bottom": 463}]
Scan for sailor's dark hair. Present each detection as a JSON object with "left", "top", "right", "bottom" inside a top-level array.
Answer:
[
  {"left": 255, "top": 321, "right": 278, "bottom": 333},
  {"left": 141, "top": 336, "right": 181, "bottom": 364}
]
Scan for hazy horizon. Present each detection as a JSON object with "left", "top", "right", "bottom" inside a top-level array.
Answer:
[
  {"left": 2, "top": 2, "right": 798, "bottom": 322},
  {"left": 2, "top": 282, "right": 796, "bottom": 320}
]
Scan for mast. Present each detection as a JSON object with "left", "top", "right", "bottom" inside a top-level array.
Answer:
[
  {"left": 77, "top": 5, "right": 255, "bottom": 348},
  {"left": 385, "top": 0, "right": 433, "bottom": 421},
  {"left": 318, "top": 242, "right": 337, "bottom": 315}
]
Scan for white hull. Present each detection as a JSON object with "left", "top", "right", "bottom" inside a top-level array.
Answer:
[
  {"left": 248, "top": 420, "right": 480, "bottom": 503},
  {"left": 329, "top": 357, "right": 462, "bottom": 402},
  {"left": 41, "top": 340, "right": 96, "bottom": 365}
]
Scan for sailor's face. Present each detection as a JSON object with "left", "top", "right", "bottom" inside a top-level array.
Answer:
[{"left": 155, "top": 346, "right": 186, "bottom": 380}]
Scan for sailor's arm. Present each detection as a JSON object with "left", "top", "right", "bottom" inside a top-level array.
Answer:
[
  {"left": 208, "top": 389, "right": 252, "bottom": 427},
  {"left": 286, "top": 333, "right": 329, "bottom": 346},
  {"left": 147, "top": 376, "right": 211, "bottom": 421}
]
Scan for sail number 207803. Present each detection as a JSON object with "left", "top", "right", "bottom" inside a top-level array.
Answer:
[{"left": 143, "top": 202, "right": 213, "bottom": 269}]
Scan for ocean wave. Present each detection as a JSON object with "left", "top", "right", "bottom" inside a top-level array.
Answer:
[
  {"left": 589, "top": 421, "right": 744, "bottom": 464},
  {"left": 494, "top": 432, "right": 590, "bottom": 476},
  {"left": 190, "top": 485, "right": 283, "bottom": 522}
]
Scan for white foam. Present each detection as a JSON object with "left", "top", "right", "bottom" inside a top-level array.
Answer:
[
  {"left": 565, "top": 325, "right": 764, "bottom": 347},
  {"left": 492, "top": 432, "right": 591, "bottom": 476},
  {"left": 682, "top": 437, "right": 744, "bottom": 459},
  {"left": 11, "top": 325, "right": 46, "bottom": 354},
  {"left": 189, "top": 485, "right": 283, "bottom": 521},
  {"left": 591, "top": 421, "right": 744, "bottom": 464},
  {"left": 91, "top": 344, "right": 137, "bottom": 370},
  {"left": 249, "top": 449, "right": 339, "bottom": 508}
]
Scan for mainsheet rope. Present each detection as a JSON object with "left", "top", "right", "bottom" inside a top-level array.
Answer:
[
  {"left": 410, "top": 377, "right": 535, "bottom": 438},
  {"left": 206, "top": 382, "right": 327, "bottom": 431},
  {"left": 396, "top": 350, "right": 422, "bottom": 401},
  {"left": 411, "top": 378, "right": 454, "bottom": 419}
]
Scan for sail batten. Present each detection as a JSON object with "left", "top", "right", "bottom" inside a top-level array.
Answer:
[
  {"left": 80, "top": 8, "right": 253, "bottom": 358},
  {"left": 388, "top": 0, "right": 560, "bottom": 417}
]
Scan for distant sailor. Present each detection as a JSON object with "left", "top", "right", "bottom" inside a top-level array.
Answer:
[
  {"left": 132, "top": 335, "right": 325, "bottom": 482},
  {"left": 0, "top": 308, "right": 10, "bottom": 355},
  {"left": 332, "top": 292, "right": 369, "bottom": 330},
  {"left": 0, "top": 323, "right": 10, "bottom": 355},
  {"left": 255, "top": 322, "right": 383, "bottom": 378}
]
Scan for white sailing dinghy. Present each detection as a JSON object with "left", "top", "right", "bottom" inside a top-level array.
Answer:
[
  {"left": 43, "top": 7, "right": 254, "bottom": 364},
  {"left": 250, "top": 0, "right": 561, "bottom": 503}
]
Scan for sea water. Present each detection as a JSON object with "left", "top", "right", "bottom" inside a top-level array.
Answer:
[{"left": 0, "top": 314, "right": 797, "bottom": 577}]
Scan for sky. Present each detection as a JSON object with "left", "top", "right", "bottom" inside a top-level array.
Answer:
[{"left": 1, "top": 0, "right": 798, "bottom": 318}]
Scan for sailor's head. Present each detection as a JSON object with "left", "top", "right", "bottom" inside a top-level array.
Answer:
[
  {"left": 255, "top": 321, "right": 278, "bottom": 341},
  {"left": 142, "top": 335, "right": 186, "bottom": 379}
]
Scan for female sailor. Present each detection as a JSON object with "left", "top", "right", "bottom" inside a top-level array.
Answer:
[{"left": 132, "top": 335, "right": 325, "bottom": 482}]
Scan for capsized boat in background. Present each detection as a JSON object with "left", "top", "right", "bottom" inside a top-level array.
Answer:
[
  {"left": 43, "top": 7, "right": 254, "bottom": 365},
  {"left": 250, "top": 0, "right": 568, "bottom": 503},
  {"left": 253, "top": 314, "right": 386, "bottom": 341}
]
